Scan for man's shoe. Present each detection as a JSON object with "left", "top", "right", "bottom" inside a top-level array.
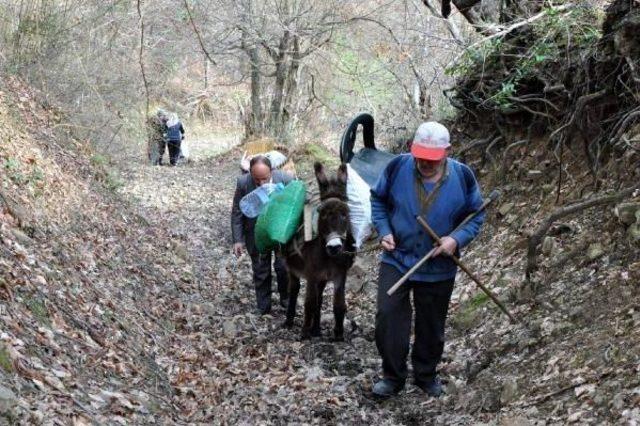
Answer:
[
  {"left": 416, "top": 376, "right": 443, "bottom": 397},
  {"left": 372, "top": 379, "right": 403, "bottom": 398},
  {"left": 255, "top": 307, "right": 271, "bottom": 316}
]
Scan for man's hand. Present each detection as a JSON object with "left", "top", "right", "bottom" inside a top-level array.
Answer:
[
  {"left": 232, "top": 243, "right": 244, "bottom": 258},
  {"left": 380, "top": 234, "right": 396, "bottom": 251},
  {"left": 434, "top": 236, "right": 457, "bottom": 257}
]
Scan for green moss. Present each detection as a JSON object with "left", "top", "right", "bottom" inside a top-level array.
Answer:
[
  {"left": 25, "top": 297, "right": 50, "bottom": 326},
  {"left": 103, "top": 171, "right": 124, "bottom": 192},
  {"left": 303, "top": 144, "right": 339, "bottom": 168},
  {"left": 3, "top": 157, "right": 25, "bottom": 185},
  {"left": 469, "top": 291, "right": 490, "bottom": 308},
  {"left": 90, "top": 154, "right": 109, "bottom": 167},
  {"left": 451, "top": 291, "right": 490, "bottom": 331},
  {"left": 30, "top": 166, "right": 44, "bottom": 184},
  {"left": 0, "top": 345, "right": 13, "bottom": 373}
]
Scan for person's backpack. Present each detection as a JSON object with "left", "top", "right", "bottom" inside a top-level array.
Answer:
[{"left": 167, "top": 123, "right": 182, "bottom": 141}]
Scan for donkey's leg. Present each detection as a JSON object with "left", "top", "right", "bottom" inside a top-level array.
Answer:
[
  {"left": 332, "top": 273, "right": 348, "bottom": 341},
  {"left": 283, "top": 272, "right": 300, "bottom": 328},
  {"left": 301, "top": 280, "right": 319, "bottom": 340},
  {"left": 311, "top": 281, "right": 327, "bottom": 337}
]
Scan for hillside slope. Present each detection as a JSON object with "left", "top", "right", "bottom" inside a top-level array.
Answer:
[{"left": 0, "top": 77, "right": 193, "bottom": 423}]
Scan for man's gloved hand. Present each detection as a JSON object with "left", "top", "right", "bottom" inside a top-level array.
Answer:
[
  {"left": 434, "top": 236, "right": 457, "bottom": 257},
  {"left": 381, "top": 234, "right": 396, "bottom": 251},
  {"left": 232, "top": 242, "right": 244, "bottom": 258}
]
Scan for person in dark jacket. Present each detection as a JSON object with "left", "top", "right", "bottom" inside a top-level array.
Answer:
[
  {"left": 370, "top": 121, "right": 485, "bottom": 398},
  {"left": 231, "top": 156, "right": 293, "bottom": 315},
  {"left": 147, "top": 109, "right": 168, "bottom": 165},
  {"left": 165, "top": 113, "right": 185, "bottom": 166}
]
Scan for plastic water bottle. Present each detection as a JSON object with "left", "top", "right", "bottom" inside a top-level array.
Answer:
[{"left": 240, "top": 182, "right": 285, "bottom": 218}]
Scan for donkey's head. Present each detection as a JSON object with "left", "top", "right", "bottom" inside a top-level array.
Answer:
[{"left": 314, "top": 162, "right": 351, "bottom": 257}]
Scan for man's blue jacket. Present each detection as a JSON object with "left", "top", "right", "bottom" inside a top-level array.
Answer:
[{"left": 371, "top": 154, "right": 485, "bottom": 282}]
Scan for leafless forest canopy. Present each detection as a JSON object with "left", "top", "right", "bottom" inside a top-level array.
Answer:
[
  {"left": 3, "top": 0, "right": 638, "bottom": 167},
  {"left": 0, "top": 0, "right": 483, "bottom": 153}
]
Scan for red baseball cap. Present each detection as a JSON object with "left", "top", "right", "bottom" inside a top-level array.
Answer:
[{"left": 410, "top": 122, "right": 451, "bottom": 161}]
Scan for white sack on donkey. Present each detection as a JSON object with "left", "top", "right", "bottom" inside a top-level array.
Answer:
[{"left": 346, "top": 164, "right": 372, "bottom": 248}]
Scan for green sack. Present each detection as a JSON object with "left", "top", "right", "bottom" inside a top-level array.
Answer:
[{"left": 254, "top": 180, "right": 306, "bottom": 253}]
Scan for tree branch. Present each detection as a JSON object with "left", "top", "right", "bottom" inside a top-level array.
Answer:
[
  {"left": 420, "top": 0, "right": 465, "bottom": 44},
  {"left": 136, "top": 0, "right": 149, "bottom": 117},
  {"left": 183, "top": 0, "right": 217, "bottom": 65}
]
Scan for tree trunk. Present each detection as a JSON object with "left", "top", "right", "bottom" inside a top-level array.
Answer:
[
  {"left": 280, "top": 35, "right": 301, "bottom": 141},
  {"left": 418, "top": 83, "right": 431, "bottom": 120},
  {"left": 240, "top": 0, "right": 264, "bottom": 138},
  {"left": 204, "top": 53, "right": 208, "bottom": 90},
  {"left": 267, "top": 29, "right": 291, "bottom": 140},
  {"left": 246, "top": 43, "right": 263, "bottom": 137}
]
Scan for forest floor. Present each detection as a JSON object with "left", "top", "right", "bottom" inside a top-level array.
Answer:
[
  {"left": 1, "top": 76, "right": 639, "bottom": 424},
  {"left": 116, "top": 137, "right": 640, "bottom": 425}
]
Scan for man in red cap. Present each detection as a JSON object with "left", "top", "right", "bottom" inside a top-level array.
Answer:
[{"left": 370, "top": 121, "right": 485, "bottom": 398}]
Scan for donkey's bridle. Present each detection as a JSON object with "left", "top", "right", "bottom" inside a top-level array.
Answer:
[
  {"left": 317, "top": 196, "right": 349, "bottom": 242},
  {"left": 288, "top": 196, "right": 349, "bottom": 259}
]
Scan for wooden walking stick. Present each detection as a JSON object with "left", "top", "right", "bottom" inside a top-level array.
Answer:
[
  {"left": 416, "top": 215, "right": 517, "bottom": 323},
  {"left": 387, "top": 190, "right": 500, "bottom": 297},
  {"left": 385, "top": 246, "right": 439, "bottom": 295}
]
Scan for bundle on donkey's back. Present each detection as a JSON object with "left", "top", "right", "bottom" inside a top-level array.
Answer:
[{"left": 283, "top": 162, "right": 356, "bottom": 341}]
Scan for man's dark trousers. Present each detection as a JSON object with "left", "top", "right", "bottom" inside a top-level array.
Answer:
[
  {"left": 156, "top": 139, "right": 168, "bottom": 165},
  {"left": 168, "top": 140, "right": 181, "bottom": 165},
  {"left": 250, "top": 251, "right": 288, "bottom": 314},
  {"left": 375, "top": 262, "right": 454, "bottom": 386}
]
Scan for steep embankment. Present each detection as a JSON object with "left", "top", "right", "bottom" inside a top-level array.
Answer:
[
  {"left": 0, "top": 77, "right": 194, "bottom": 422},
  {"left": 436, "top": 0, "right": 640, "bottom": 423}
]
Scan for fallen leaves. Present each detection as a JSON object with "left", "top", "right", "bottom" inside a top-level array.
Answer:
[{"left": 1, "top": 75, "right": 639, "bottom": 423}]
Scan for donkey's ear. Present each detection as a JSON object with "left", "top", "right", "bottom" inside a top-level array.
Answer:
[
  {"left": 314, "top": 162, "right": 328, "bottom": 185},
  {"left": 337, "top": 164, "right": 348, "bottom": 185}
]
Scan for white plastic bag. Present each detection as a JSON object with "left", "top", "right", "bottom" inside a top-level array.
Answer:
[
  {"left": 239, "top": 150, "right": 287, "bottom": 172},
  {"left": 346, "top": 164, "right": 372, "bottom": 248},
  {"left": 239, "top": 151, "right": 251, "bottom": 172},
  {"left": 180, "top": 143, "right": 190, "bottom": 161},
  {"left": 265, "top": 150, "right": 288, "bottom": 169}
]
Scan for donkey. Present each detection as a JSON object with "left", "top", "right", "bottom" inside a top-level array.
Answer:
[{"left": 283, "top": 162, "right": 356, "bottom": 341}]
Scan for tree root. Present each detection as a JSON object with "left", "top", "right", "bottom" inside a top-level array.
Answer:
[
  {"left": 499, "top": 139, "right": 528, "bottom": 178},
  {"left": 611, "top": 107, "right": 640, "bottom": 147},
  {"left": 0, "top": 189, "right": 29, "bottom": 229},
  {"left": 525, "top": 186, "right": 639, "bottom": 286},
  {"left": 457, "top": 133, "right": 497, "bottom": 157}
]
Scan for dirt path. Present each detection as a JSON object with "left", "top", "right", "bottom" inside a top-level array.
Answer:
[
  {"left": 120, "top": 140, "right": 238, "bottom": 294},
  {"left": 115, "top": 136, "right": 640, "bottom": 425},
  {"left": 116, "top": 138, "right": 484, "bottom": 424}
]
